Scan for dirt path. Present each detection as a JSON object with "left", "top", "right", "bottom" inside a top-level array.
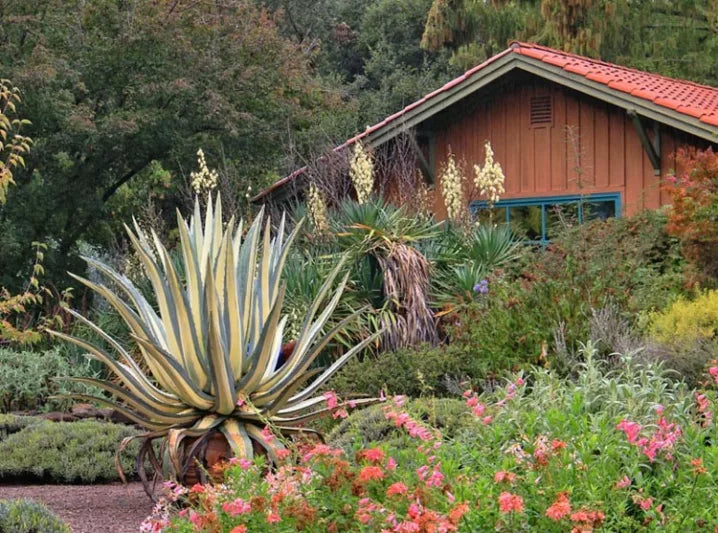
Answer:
[{"left": 0, "top": 482, "right": 153, "bottom": 533}]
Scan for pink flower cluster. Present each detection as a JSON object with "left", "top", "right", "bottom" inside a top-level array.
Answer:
[
  {"left": 709, "top": 365, "right": 718, "bottom": 384},
  {"left": 383, "top": 396, "right": 440, "bottom": 442},
  {"left": 695, "top": 392, "right": 713, "bottom": 427},
  {"left": 463, "top": 376, "right": 525, "bottom": 425},
  {"left": 616, "top": 416, "right": 682, "bottom": 462}
]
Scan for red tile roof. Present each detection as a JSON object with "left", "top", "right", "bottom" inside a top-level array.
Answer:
[
  {"left": 512, "top": 42, "right": 718, "bottom": 127},
  {"left": 253, "top": 42, "right": 718, "bottom": 201}
]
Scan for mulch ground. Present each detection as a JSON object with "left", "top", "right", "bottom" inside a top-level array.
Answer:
[{"left": 0, "top": 482, "right": 154, "bottom": 533}]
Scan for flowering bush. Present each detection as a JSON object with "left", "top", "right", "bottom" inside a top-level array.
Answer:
[
  {"left": 439, "top": 153, "right": 467, "bottom": 223},
  {"left": 648, "top": 290, "right": 718, "bottom": 346},
  {"left": 349, "top": 141, "right": 374, "bottom": 205},
  {"left": 473, "top": 142, "right": 505, "bottom": 209},
  {"left": 147, "top": 358, "right": 718, "bottom": 532}
]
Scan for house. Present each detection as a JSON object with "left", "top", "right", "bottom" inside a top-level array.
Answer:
[{"left": 253, "top": 42, "right": 717, "bottom": 241}]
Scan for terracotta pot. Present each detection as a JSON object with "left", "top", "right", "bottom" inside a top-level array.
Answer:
[{"left": 181, "top": 431, "right": 266, "bottom": 486}]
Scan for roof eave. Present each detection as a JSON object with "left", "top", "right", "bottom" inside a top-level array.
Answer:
[{"left": 514, "top": 57, "right": 718, "bottom": 144}]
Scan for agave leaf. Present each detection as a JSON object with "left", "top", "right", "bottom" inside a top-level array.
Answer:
[
  {"left": 206, "top": 266, "right": 236, "bottom": 415},
  {"left": 222, "top": 229, "right": 244, "bottom": 380},
  {"left": 245, "top": 423, "right": 285, "bottom": 465},
  {"left": 236, "top": 211, "right": 264, "bottom": 360},
  {"left": 265, "top": 273, "right": 349, "bottom": 394},
  {"left": 254, "top": 306, "right": 367, "bottom": 401},
  {"left": 54, "top": 393, "right": 170, "bottom": 431},
  {"left": 156, "top": 243, "right": 208, "bottom": 390},
  {"left": 132, "top": 335, "right": 214, "bottom": 410},
  {"left": 125, "top": 226, "right": 184, "bottom": 363},
  {"left": 236, "top": 285, "right": 286, "bottom": 393},
  {"left": 47, "top": 330, "right": 182, "bottom": 411},
  {"left": 80, "top": 257, "right": 164, "bottom": 342},
  {"left": 284, "top": 329, "right": 382, "bottom": 407},
  {"left": 61, "top": 309, "right": 180, "bottom": 406},
  {"left": 264, "top": 367, "right": 323, "bottom": 415},
  {"left": 57, "top": 377, "right": 200, "bottom": 424},
  {"left": 65, "top": 274, "right": 177, "bottom": 392},
  {"left": 218, "top": 419, "right": 253, "bottom": 458},
  {"left": 167, "top": 414, "right": 224, "bottom": 476},
  {"left": 273, "top": 398, "right": 379, "bottom": 425}
]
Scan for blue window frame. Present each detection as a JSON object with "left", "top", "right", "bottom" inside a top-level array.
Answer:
[{"left": 469, "top": 193, "right": 622, "bottom": 244}]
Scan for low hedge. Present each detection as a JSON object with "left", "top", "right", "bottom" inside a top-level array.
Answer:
[
  {"left": 0, "top": 413, "right": 40, "bottom": 441},
  {"left": 0, "top": 420, "right": 141, "bottom": 483},
  {"left": 327, "top": 397, "right": 472, "bottom": 453},
  {"left": 0, "top": 499, "right": 69, "bottom": 533}
]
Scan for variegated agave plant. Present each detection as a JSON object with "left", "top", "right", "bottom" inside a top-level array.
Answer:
[{"left": 49, "top": 196, "right": 377, "bottom": 483}]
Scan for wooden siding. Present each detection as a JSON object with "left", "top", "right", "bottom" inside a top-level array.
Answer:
[{"left": 428, "top": 78, "right": 709, "bottom": 219}]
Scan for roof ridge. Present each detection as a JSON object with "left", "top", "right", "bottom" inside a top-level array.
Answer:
[{"left": 509, "top": 41, "right": 718, "bottom": 92}]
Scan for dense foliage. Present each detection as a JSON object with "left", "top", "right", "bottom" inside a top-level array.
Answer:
[
  {"left": 330, "top": 208, "right": 690, "bottom": 398},
  {"left": 663, "top": 148, "right": 718, "bottom": 283},
  {"left": 0, "top": 419, "right": 140, "bottom": 483},
  {"left": 0, "top": 347, "right": 98, "bottom": 413},
  {"left": 0, "top": 499, "right": 69, "bottom": 533},
  {"left": 147, "top": 357, "right": 718, "bottom": 532},
  {"left": 421, "top": 0, "right": 718, "bottom": 84},
  {"left": 0, "top": 0, "right": 353, "bottom": 291}
]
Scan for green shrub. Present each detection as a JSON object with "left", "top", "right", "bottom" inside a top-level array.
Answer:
[
  {"left": 0, "top": 420, "right": 141, "bottom": 483},
  {"left": 0, "top": 347, "right": 101, "bottom": 413},
  {"left": 0, "top": 499, "right": 69, "bottom": 533},
  {"left": 0, "top": 414, "right": 40, "bottom": 441},
  {"left": 327, "top": 398, "right": 473, "bottom": 453},
  {"left": 638, "top": 339, "right": 717, "bottom": 388},
  {"left": 330, "top": 343, "right": 471, "bottom": 397}
]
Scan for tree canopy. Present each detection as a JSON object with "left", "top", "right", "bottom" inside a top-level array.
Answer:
[
  {"left": 420, "top": 0, "right": 718, "bottom": 84},
  {"left": 0, "top": 0, "right": 353, "bottom": 289}
]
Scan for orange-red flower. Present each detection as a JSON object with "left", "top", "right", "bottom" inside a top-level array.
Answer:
[
  {"left": 386, "top": 482, "right": 409, "bottom": 497},
  {"left": 358, "top": 447, "right": 385, "bottom": 464},
  {"left": 497, "top": 492, "right": 524, "bottom": 514},
  {"left": 358, "top": 465, "right": 384, "bottom": 482},
  {"left": 448, "top": 502, "right": 470, "bottom": 525},
  {"left": 493, "top": 471, "right": 516, "bottom": 484},
  {"left": 545, "top": 492, "right": 571, "bottom": 521}
]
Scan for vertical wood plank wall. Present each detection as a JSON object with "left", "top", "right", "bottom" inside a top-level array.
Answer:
[{"left": 429, "top": 80, "right": 702, "bottom": 219}]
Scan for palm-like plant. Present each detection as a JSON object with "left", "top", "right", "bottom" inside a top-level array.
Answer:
[
  {"left": 332, "top": 198, "right": 441, "bottom": 350},
  {"left": 49, "top": 196, "right": 377, "bottom": 486},
  {"left": 431, "top": 224, "right": 520, "bottom": 312}
]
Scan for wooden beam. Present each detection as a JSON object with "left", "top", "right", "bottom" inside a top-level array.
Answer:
[
  {"left": 628, "top": 110, "right": 661, "bottom": 175},
  {"left": 409, "top": 135, "right": 434, "bottom": 184}
]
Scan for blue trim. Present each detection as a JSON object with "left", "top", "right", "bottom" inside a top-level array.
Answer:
[{"left": 470, "top": 192, "right": 622, "bottom": 244}]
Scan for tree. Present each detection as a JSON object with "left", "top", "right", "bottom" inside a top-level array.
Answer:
[
  {"left": 0, "top": 0, "right": 352, "bottom": 290},
  {"left": 420, "top": 0, "right": 718, "bottom": 85},
  {"left": 259, "top": 0, "right": 459, "bottom": 127}
]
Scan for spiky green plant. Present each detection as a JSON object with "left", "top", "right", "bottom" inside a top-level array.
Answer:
[{"left": 49, "top": 196, "right": 377, "bottom": 482}]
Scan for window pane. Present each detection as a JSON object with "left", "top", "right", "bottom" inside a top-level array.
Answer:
[
  {"left": 546, "top": 203, "right": 579, "bottom": 239},
  {"left": 474, "top": 207, "right": 504, "bottom": 226},
  {"left": 509, "top": 205, "right": 542, "bottom": 240},
  {"left": 584, "top": 200, "right": 616, "bottom": 221}
]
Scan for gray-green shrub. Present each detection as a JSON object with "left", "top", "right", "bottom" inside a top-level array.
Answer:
[
  {"left": 327, "top": 398, "right": 473, "bottom": 453},
  {"left": 0, "top": 420, "right": 141, "bottom": 483},
  {"left": 0, "top": 413, "right": 40, "bottom": 441},
  {"left": 0, "top": 499, "right": 69, "bottom": 533}
]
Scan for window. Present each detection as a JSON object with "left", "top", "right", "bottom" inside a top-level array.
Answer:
[{"left": 469, "top": 193, "right": 621, "bottom": 244}]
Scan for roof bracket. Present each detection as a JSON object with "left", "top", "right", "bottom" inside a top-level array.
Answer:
[
  {"left": 628, "top": 110, "right": 661, "bottom": 176},
  {"left": 409, "top": 133, "right": 435, "bottom": 184}
]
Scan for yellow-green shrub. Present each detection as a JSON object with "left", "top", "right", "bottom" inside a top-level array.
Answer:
[{"left": 649, "top": 290, "right": 718, "bottom": 345}]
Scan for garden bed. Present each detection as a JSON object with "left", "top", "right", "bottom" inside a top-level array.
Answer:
[{"left": 0, "top": 483, "right": 152, "bottom": 533}]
